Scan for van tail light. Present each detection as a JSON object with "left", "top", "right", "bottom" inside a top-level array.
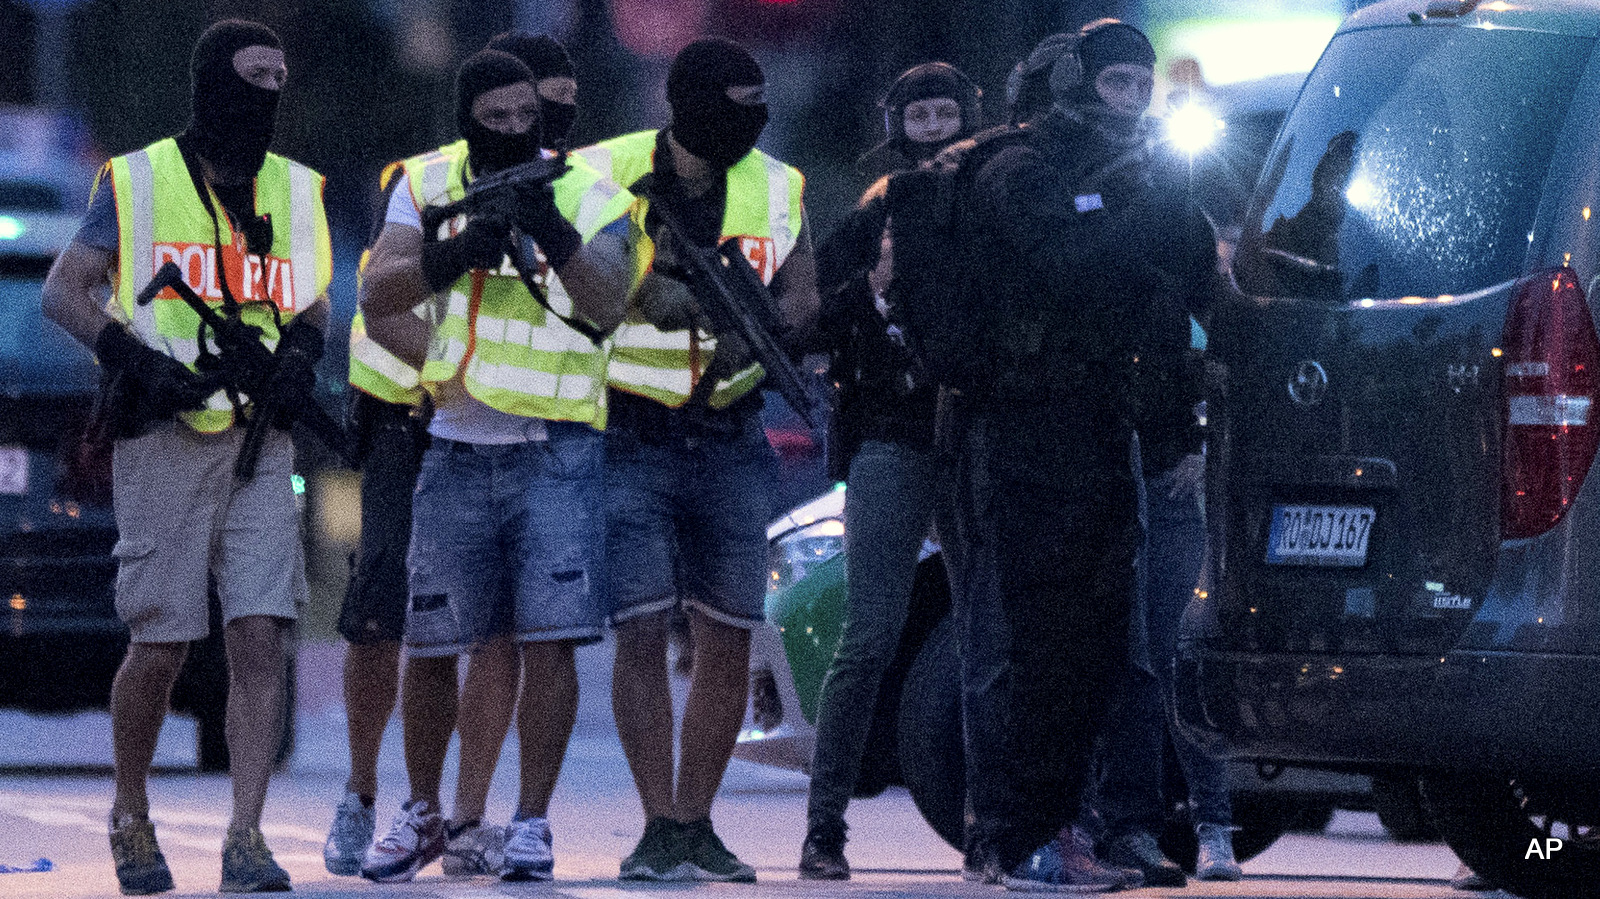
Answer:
[{"left": 1501, "top": 267, "right": 1600, "bottom": 539}]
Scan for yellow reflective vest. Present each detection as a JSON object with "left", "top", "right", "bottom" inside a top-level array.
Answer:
[
  {"left": 346, "top": 144, "right": 469, "bottom": 407},
  {"left": 574, "top": 130, "right": 805, "bottom": 410},
  {"left": 106, "top": 137, "right": 332, "bottom": 433},
  {"left": 402, "top": 146, "right": 635, "bottom": 427}
]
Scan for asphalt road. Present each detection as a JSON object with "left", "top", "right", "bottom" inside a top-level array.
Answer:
[{"left": 0, "top": 639, "right": 1507, "bottom": 898}]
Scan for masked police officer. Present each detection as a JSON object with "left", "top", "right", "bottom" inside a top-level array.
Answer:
[
  {"left": 43, "top": 19, "right": 329, "bottom": 894},
  {"left": 324, "top": 31, "right": 585, "bottom": 881},
  {"left": 576, "top": 38, "right": 818, "bottom": 882}
]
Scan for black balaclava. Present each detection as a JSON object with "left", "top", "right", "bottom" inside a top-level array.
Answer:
[
  {"left": 456, "top": 49, "right": 540, "bottom": 176},
  {"left": 858, "top": 62, "right": 981, "bottom": 173},
  {"left": 183, "top": 19, "right": 283, "bottom": 175},
  {"left": 667, "top": 38, "right": 768, "bottom": 170},
  {"left": 1063, "top": 19, "right": 1156, "bottom": 142},
  {"left": 486, "top": 31, "right": 577, "bottom": 149}
]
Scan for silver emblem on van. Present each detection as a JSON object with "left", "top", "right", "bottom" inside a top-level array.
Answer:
[
  {"left": 1446, "top": 363, "right": 1480, "bottom": 393},
  {"left": 1288, "top": 361, "right": 1329, "bottom": 407}
]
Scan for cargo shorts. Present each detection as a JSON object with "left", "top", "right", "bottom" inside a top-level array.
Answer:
[{"left": 111, "top": 421, "right": 305, "bottom": 643}]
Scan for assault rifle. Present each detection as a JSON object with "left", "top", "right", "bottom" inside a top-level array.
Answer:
[
  {"left": 632, "top": 180, "right": 820, "bottom": 428},
  {"left": 416, "top": 151, "right": 607, "bottom": 343},
  {"left": 418, "top": 152, "right": 571, "bottom": 235},
  {"left": 135, "top": 261, "right": 355, "bottom": 481}
]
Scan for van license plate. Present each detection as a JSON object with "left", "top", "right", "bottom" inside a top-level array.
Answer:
[
  {"left": 0, "top": 446, "right": 26, "bottom": 495},
  {"left": 1265, "top": 504, "right": 1375, "bottom": 567}
]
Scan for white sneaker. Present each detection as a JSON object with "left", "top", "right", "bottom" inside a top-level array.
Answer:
[
  {"left": 502, "top": 815, "right": 554, "bottom": 882},
  {"left": 360, "top": 799, "right": 447, "bottom": 883},
  {"left": 1194, "top": 823, "right": 1243, "bottom": 881},
  {"left": 442, "top": 821, "right": 505, "bottom": 876}
]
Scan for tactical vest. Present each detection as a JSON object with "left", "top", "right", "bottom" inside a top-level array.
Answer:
[
  {"left": 107, "top": 138, "right": 331, "bottom": 433},
  {"left": 403, "top": 146, "right": 634, "bottom": 427},
  {"left": 575, "top": 130, "right": 805, "bottom": 409}
]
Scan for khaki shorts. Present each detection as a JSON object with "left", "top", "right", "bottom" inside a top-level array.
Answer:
[{"left": 111, "top": 422, "right": 306, "bottom": 643}]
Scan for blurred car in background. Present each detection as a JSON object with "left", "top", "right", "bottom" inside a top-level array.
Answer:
[
  {"left": 1177, "top": 2, "right": 1600, "bottom": 896},
  {"left": 0, "top": 105, "right": 290, "bottom": 771}
]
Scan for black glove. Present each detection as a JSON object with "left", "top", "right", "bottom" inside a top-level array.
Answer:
[
  {"left": 95, "top": 322, "right": 213, "bottom": 422},
  {"left": 265, "top": 317, "right": 324, "bottom": 429},
  {"left": 634, "top": 270, "right": 705, "bottom": 332},
  {"left": 420, "top": 214, "right": 511, "bottom": 292},
  {"left": 512, "top": 181, "right": 582, "bottom": 270}
]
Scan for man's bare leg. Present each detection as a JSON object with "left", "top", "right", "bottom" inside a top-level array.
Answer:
[
  {"left": 611, "top": 612, "right": 676, "bottom": 819},
  {"left": 449, "top": 636, "right": 518, "bottom": 824},
  {"left": 401, "top": 654, "right": 458, "bottom": 808},
  {"left": 110, "top": 641, "right": 188, "bottom": 820},
  {"left": 223, "top": 614, "right": 290, "bottom": 829},
  {"left": 674, "top": 611, "right": 750, "bottom": 821},
  {"left": 514, "top": 640, "right": 579, "bottom": 818},
  {"left": 343, "top": 640, "right": 400, "bottom": 800}
]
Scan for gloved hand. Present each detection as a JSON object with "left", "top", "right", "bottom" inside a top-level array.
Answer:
[
  {"left": 711, "top": 330, "right": 753, "bottom": 374},
  {"left": 95, "top": 322, "right": 213, "bottom": 422},
  {"left": 420, "top": 214, "right": 511, "bottom": 292},
  {"left": 512, "top": 180, "right": 582, "bottom": 270},
  {"left": 634, "top": 270, "right": 706, "bottom": 332},
  {"left": 265, "top": 317, "right": 325, "bottom": 430}
]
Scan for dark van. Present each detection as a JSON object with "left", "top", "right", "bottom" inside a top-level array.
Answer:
[{"left": 1177, "top": 2, "right": 1600, "bottom": 896}]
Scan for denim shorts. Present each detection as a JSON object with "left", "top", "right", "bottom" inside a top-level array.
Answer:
[
  {"left": 404, "top": 421, "right": 605, "bottom": 656},
  {"left": 603, "top": 414, "right": 777, "bottom": 629}
]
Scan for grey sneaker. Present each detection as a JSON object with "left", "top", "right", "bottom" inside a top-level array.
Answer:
[
  {"left": 501, "top": 815, "right": 553, "bottom": 882},
  {"left": 323, "top": 791, "right": 375, "bottom": 876},
  {"left": 220, "top": 825, "right": 292, "bottom": 893},
  {"left": 1194, "top": 823, "right": 1243, "bottom": 881},
  {"left": 108, "top": 814, "right": 174, "bottom": 896},
  {"left": 620, "top": 817, "right": 688, "bottom": 881},
  {"left": 442, "top": 821, "right": 505, "bottom": 877},
  {"left": 678, "top": 818, "right": 756, "bottom": 883}
]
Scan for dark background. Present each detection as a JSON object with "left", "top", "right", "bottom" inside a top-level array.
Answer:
[{"left": 1, "top": 0, "right": 1152, "bottom": 243}]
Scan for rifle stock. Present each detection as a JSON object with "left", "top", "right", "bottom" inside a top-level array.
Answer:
[{"left": 136, "top": 261, "right": 355, "bottom": 480}]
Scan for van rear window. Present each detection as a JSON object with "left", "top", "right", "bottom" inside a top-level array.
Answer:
[{"left": 1233, "top": 27, "right": 1592, "bottom": 301}]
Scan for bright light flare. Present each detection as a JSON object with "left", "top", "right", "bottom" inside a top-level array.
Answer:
[
  {"left": 1165, "top": 103, "right": 1225, "bottom": 155},
  {"left": 1345, "top": 174, "right": 1379, "bottom": 211}
]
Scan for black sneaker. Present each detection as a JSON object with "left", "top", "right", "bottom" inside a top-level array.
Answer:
[
  {"left": 798, "top": 819, "right": 849, "bottom": 880},
  {"left": 109, "top": 814, "right": 174, "bottom": 896},
  {"left": 620, "top": 817, "right": 687, "bottom": 881},
  {"left": 678, "top": 818, "right": 756, "bottom": 882},
  {"left": 961, "top": 840, "right": 1005, "bottom": 884},
  {"left": 1101, "top": 829, "right": 1186, "bottom": 887},
  {"left": 220, "top": 825, "right": 292, "bottom": 893}
]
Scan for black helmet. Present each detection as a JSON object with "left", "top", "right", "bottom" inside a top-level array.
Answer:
[{"left": 858, "top": 61, "right": 982, "bottom": 174}]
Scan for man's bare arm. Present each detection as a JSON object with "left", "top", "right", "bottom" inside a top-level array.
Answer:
[
  {"left": 41, "top": 241, "right": 116, "bottom": 349},
  {"left": 359, "top": 223, "right": 433, "bottom": 368},
  {"left": 552, "top": 226, "right": 630, "bottom": 334}
]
